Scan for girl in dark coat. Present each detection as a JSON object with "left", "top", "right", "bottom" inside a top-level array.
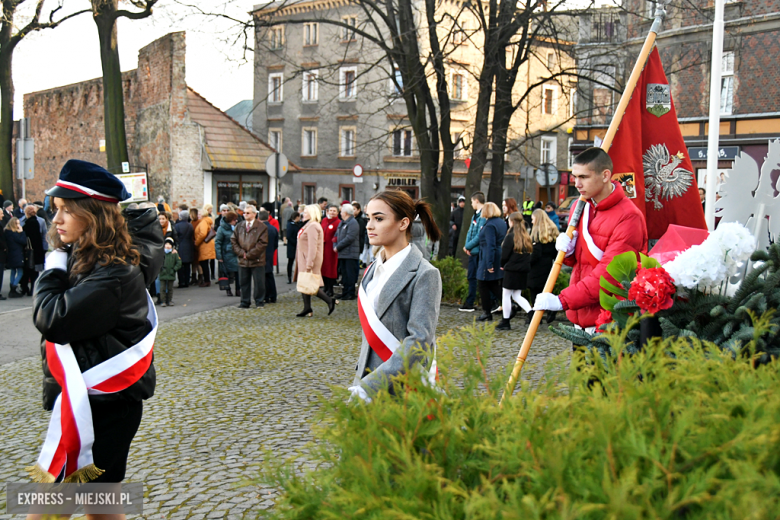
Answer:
[
  {"left": 496, "top": 212, "right": 533, "bottom": 330},
  {"left": 3, "top": 217, "right": 26, "bottom": 297},
  {"left": 528, "top": 208, "right": 560, "bottom": 324},
  {"left": 285, "top": 212, "right": 303, "bottom": 284},
  {"left": 21, "top": 205, "right": 46, "bottom": 296},
  {"left": 476, "top": 202, "right": 508, "bottom": 322},
  {"left": 30, "top": 160, "right": 163, "bottom": 485},
  {"left": 174, "top": 209, "right": 195, "bottom": 287}
]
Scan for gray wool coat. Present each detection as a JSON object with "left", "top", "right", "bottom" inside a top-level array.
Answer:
[{"left": 353, "top": 244, "right": 442, "bottom": 395}]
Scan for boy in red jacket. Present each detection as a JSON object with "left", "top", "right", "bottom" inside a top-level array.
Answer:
[{"left": 533, "top": 148, "right": 648, "bottom": 332}]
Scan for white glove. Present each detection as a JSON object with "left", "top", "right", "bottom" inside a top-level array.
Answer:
[
  {"left": 44, "top": 249, "right": 69, "bottom": 272},
  {"left": 348, "top": 385, "right": 372, "bottom": 403},
  {"left": 555, "top": 231, "right": 578, "bottom": 256},
  {"left": 533, "top": 293, "right": 563, "bottom": 312}
]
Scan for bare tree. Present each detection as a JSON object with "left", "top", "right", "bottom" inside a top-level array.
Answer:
[
  {"left": 0, "top": 0, "right": 88, "bottom": 201},
  {"left": 90, "top": 0, "right": 157, "bottom": 172}
]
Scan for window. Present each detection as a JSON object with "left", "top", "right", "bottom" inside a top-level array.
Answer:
[
  {"left": 720, "top": 51, "right": 734, "bottom": 115},
  {"left": 340, "top": 66, "right": 358, "bottom": 100},
  {"left": 269, "top": 129, "right": 282, "bottom": 152},
  {"left": 390, "top": 66, "right": 403, "bottom": 96},
  {"left": 302, "top": 70, "right": 318, "bottom": 102},
  {"left": 569, "top": 88, "right": 577, "bottom": 118},
  {"left": 341, "top": 16, "right": 357, "bottom": 41},
  {"left": 567, "top": 137, "right": 574, "bottom": 168},
  {"left": 302, "top": 183, "right": 317, "bottom": 205},
  {"left": 452, "top": 131, "right": 465, "bottom": 158},
  {"left": 547, "top": 52, "right": 555, "bottom": 70},
  {"left": 303, "top": 22, "right": 319, "bottom": 46},
  {"left": 454, "top": 21, "right": 468, "bottom": 45},
  {"left": 541, "top": 136, "right": 557, "bottom": 166},
  {"left": 451, "top": 70, "right": 467, "bottom": 101},
  {"left": 269, "top": 26, "right": 284, "bottom": 49},
  {"left": 340, "top": 185, "right": 355, "bottom": 202},
  {"left": 392, "top": 129, "right": 413, "bottom": 156},
  {"left": 268, "top": 73, "right": 283, "bottom": 103},
  {"left": 543, "top": 85, "right": 558, "bottom": 115},
  {"left": 302, "top": 128, "right": 317, "bottom": 156},
  {"left": 340, "top": 127, "right": 356, "bottom": 157}
]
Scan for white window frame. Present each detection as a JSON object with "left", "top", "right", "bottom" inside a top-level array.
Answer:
[
  {"left": 546, "top": 52, "right": 555, "bottom": 70},
  {"left": 269, "top": 129, "right": 283, "bottom": 152},
  {"left": 452, "top": 131, "right": 464, "bottom": 158},
  {"left": 454, "top": 21, "right": 468, "bottom": 45},
  {"left": 450, "top": 70, "right": 468, "bottom": 101},
  {"left": 391, "top": 128, "right": 414, "bottom": 157},
  {"left": 541, "top": 136, "right": 557, "bottom": 166},
  {"left": 341, "top": 16, "right": 357, "bottom": 41},
  {"left": 302, "top": 70, "right": 319, "bottom": 102},
  {"left": 569, "top": 87, "right": 577, "bottom": 118},
  {"left": 302, "top": 127, "right": 318, "bottom": 157},
  {"left": 340, "top": 66, "right": 358, "bottom": 100},
  {"left": 390, "top": 65, "right": 403, "bottom": 97},
  {"left": 720, "top": 51, "right": 734, "bottom": 115},
  {"left": 567, "top": 137, "right": 574, "bottom": 169},
  {"left": 303, "top": 22, "right": 319, "bottom": 46},
  {"left": 268, "top": 73, "right": 284, "bottom": 103},
  {"left": 269, "top": 26, "right": 284, "bottom": 49},
  {"left": 340, "top": 126, "right": 356, "bottom": 157},
  {"left": 543, "top": 85, "right": 558, "bottom": 115}
]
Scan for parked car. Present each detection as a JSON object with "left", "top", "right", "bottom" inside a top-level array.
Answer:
[{"left": 555, "top": 196, "right": 579, "bottom": 230}]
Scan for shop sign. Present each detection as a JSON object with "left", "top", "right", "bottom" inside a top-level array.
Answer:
[{"left": 388, "top": 177, "right": 418, "bottom": 186}]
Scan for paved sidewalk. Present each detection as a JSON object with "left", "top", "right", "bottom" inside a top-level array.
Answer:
[{"left": 0, "top": 289, "right": 570, "bottom": 519}]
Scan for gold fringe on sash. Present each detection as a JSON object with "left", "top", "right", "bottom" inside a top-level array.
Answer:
[{"left": 26, "top": 463, "right": 104, "bottom": 484}]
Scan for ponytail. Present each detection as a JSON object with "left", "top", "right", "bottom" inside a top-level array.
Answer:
[{"left": 414, "top": 199, "right": 441, "bottom": 243}]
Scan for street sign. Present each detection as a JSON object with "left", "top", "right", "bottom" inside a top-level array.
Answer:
[
  {"left": 16, "top": 139, "right": 34, "bottom": 180},
  {"left": 265, "top": 153, "right": 289, "bottom": 178},
  {"left": 353, "top": 164, "right": 363, "bottom": 177},
  {"left": 122, "top": 162, "right": 130, "bottom": 173}
]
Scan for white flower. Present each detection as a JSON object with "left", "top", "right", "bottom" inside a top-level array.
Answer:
[{"left": 662, "top": 222, "right": 755, "bottom": 290}]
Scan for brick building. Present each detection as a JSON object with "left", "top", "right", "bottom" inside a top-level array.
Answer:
[
  {"left": 572, "top": 0, "right": 780, "bottom": 184},
  {"left": 18, "top": 32, "right": 277, "bottom": 209}
]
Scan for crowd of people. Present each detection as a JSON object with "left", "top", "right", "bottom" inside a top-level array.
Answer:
[{"left": 0, "top": 197, "right": 52, "bottom": 300}]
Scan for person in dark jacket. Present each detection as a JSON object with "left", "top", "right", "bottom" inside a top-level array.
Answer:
[
  {"left": 2, "top": 200, "right": 13, "bottom": 228},
  {"left": 285, "top": 212, "right": 303, "bottom": 284},
  {"left": 496, "top": 212, "right": 533, "bottom": 330},
  {"left": 215, "top": 211, "right": 239, "bottom": 296},
  {"left": 351, "top": 201, "right": 368, "bottom": 265},
  {"left": 527, "top": 208, "right": 560, "bottom": 324},
  {"left": 158, "top": 238, "right": 182, "bottom": 306},
  {"left": 21, "top": 205, "right": 46, "bottom": 296},
  {"left": 335, "top": 204, "right": 360, "bottom": 300},
  {"left": 31, "top": 159, "right": 163, "bottom": 484},
  {"left": 174, "top": 210, "right": 195, "bottom": 287},
  {"left": 449, "top": 196, "right": 465, "bottom": 256},
  {"left": 476, "top": 202, "right": 507, "bottom": 322},
  {"left": 259, "top": 210, "right": 279, "bottom": 303},
  {"left": 159, "top": 211, "right": 178, "bottom": 248},
  {"left": 0, "top": 221, "right": 6, "bottom": 300},
  {"left": 3, "top": 217, "right": 26, "bottom": 297}
]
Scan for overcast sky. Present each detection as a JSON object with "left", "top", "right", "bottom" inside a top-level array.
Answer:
[{"left": 12, "top": 1, "right": 255, "bottom": 115}]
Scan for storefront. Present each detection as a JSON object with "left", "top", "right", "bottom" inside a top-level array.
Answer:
[
  {"left": 213, "top": 172, "right": 268, "bottom": 207},
  {"left": 386, "top": 175, "right": 419, "bottom": 199}
]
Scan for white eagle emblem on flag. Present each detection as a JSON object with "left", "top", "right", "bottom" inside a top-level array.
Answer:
[{"left": 643, "top": 144, "right": 694, "bottom": 210}]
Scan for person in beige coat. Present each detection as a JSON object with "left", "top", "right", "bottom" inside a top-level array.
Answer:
[
  {"left": 294, "top": 204, "right": 336, "bottom": 317},
  {"left": 194, "top": 209, "right": 216, "bottom": 287}
]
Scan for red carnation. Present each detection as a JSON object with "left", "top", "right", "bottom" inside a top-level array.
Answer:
[
  {"left": 595, "top": 309, "right": 613, "bottom": 332},
  {"left": 628, "top": 266, "right": 676, "bottom": 315}
]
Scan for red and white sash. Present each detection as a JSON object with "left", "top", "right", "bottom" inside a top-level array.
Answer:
[
  {"left": 357, "top": 275, "right": 437, "bottom": 385},
  {"left": 578, "top": 204, "right": 604, "bottom": 268},
  {"left": 28, "top": 291, "right": 158, "bottom": 483}
]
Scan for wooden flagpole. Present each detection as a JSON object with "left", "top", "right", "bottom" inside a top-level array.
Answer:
[{"left": 499, "top": 1, "right": 671, "bottom": 406}]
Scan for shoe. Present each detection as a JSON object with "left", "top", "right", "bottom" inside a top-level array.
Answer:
[
  {"left": 156, "top": 298, "right": 163, "bottom": 306},
  {"left": 477, "top": 313, "right": 492, "bottom": 322},
  {"left": 297, "top": 308, "right": 313, "bottom": 317},
  {"left": 238, "top": 304, "right": 250, "bottom": 308},
  {"left": 226, "top": 287, "right": 233, "bottom": 297},
  {"left": 8, "top": 286, "right": 22, "bottom": 298},
  {"left": 167, "top": 302, "right": 175, "bottom": 307},
  {"left": 490, "top": 302, "right": 501, "bottom": 314},
  {"left": 546, "top": 311, "right": 557, "bottom": 324},
  {"left": 177, "top": 284, "right": 188, "bottom": 289},
  {"left": 200, "top": 280, "right": 211, "bottom": 288},
  {"left": 236, "top": 287, "right": 241, "bottom": 297},
  {"left": 525, "top": 312, "right": 534, "bottom": 326},
  {"left": 0, "top": 294, "right": 5, "bottom": 300},
  {"left": 255, "top": 302, "right": 265, "bottom": 308},
  {"left": 459, "top": 304, "right": 476, "bottom": 312},
  {"left": 510, "top": 302, "right": 520, "bottom": 319},
  {"left": 341, "top": 295, "right": 356, "bottom": 301},
  {"left": 162, "top": 302, "right": 169, "bottom": 307},
  {"left": 288, "top": 280, "right": 292, "bottom": 284},
  {"left": 496, "top": 318, "right": 511, "bottom": 330},
  {"left": 328, "top": 298, "right": 339, "bottom": 316}
]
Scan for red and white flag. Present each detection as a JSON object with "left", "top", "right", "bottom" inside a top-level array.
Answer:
[
  {"left": 609, "top": 47, "right": 707, "bottom": 240},
  {"left": 28, "top": 292, "right": 158, "bottom": 483}
]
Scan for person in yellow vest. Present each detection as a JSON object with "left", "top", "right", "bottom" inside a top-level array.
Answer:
[{"left": 522, "top": 196, "right": 534, "bottom": 228}]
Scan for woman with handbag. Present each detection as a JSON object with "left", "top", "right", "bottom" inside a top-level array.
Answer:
[
  {"left": 348, "top": 190, "right": 442, "bottom": 402},
  {"left": 21, "top": 205, "right": 46, "bottom": 296},
  {"left": 294, "top": 204, "right": 336, "bottom": 317},
  {"left": 4, "top": 217, "right": 27, "bottom": 298},
  {"left": 215, "top": 211, "right": 239, "bottom": 296},
  {"left": 194, "top": 208, "right": 216, "bottom": 287}
]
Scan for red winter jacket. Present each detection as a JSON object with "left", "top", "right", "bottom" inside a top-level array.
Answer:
[{"left": 559, "top": 182, "right": 648, "bottom": 328}]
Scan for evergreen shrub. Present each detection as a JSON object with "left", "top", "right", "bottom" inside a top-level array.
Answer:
[
  {"left": 432, "top": 256, "right": 469, "bottom": 304},
  {"left": 263, "top": 322, "right": 780, "bottom": 519}
]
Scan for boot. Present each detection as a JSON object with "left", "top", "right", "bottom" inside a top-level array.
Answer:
[
  {"left": 235, "top": 286, "right": 241, "bottom": 297},
  {"left": 525, "top": 312, "right": 533, "bottom": 326},
  {"left": 201, "top": 278, "right": 211, "bottom": 288},
  {"left": 496, "top": 318, "right": 511, "bottom": 330},
  {"left": 226, "top": 287, "right": 233, "bottom": 297},
  {"left": 8, "top": 285, "right": 23, "bottom": 298},
  {"left": 156, "top": 295, "right": 163, "bottom": 306},
  {"left": 196, "top": 274, "right": 204, "bottom": 287},
  {"left": 477, "top": 313, "right": 492, "bottom": 322}
]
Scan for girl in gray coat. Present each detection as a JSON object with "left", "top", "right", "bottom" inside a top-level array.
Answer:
[{"left": 349, "top": 190, "right": 442, "bottom": 402}]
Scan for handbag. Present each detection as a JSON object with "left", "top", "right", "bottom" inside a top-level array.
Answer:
[
  {"left": 204, "top": 228, "right": 217, "bottom": 243},
  {"left": 217, "top": 262, "right": 230, "bottom": 290},
  {"left": 24, "top": 238, "right": 36, "bottom": 270},
  {"left": 296, "top": 271, "right": 320, "bottom": 295}
]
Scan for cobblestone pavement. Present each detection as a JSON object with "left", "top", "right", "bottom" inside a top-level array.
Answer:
[{"left": 0, "top": 293, "right": 571, "bottom": 519}]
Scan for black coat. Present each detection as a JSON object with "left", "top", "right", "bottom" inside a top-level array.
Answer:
[
  {"left": 286, "top": 220, "right": 303, "bottom": 259},
  {"left": 476, "top": 217, "right": 507, "bottom": 281},
  {"left": 528, "top": 240, "right": 557, "bottom": 289},
  {"left": 1, "top": 209, "right": 11, "bottom": 229},
  {"left": 22, "top": 217, "right": 46, "bottom": 265},
  {"left": 264, "top": 222, "right": 279, "bottom": 273},
  {"left": 0, "top": 227, "right": 7, "bottom": 264},
  {"left": 354, "top": 213, "right": 368, "bottom": 252},
  {"left": 34, "top": 208, "right": 164, "bottom": 410},
  {"left": 500, "top": 230, "right": 531, "bottom": 290},
  {"left": 4, "top": 228, "right": 26, "bottom": 268},
  {"left": 163, "top": 224, "right": 179, "bottom": 248},
  {"left": 174, "top": 220, "right": 195, "bottom": 263}
]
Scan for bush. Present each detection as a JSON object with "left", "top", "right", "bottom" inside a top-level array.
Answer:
[
  {"left": 432, "top": 256, "right": 469, "bottom": 304},
  {"left": 553, "top": 266, "right": 571, "bottom": 296},
  {"left": 263, "top": 321, "right": 780, "bottom": 519}
]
